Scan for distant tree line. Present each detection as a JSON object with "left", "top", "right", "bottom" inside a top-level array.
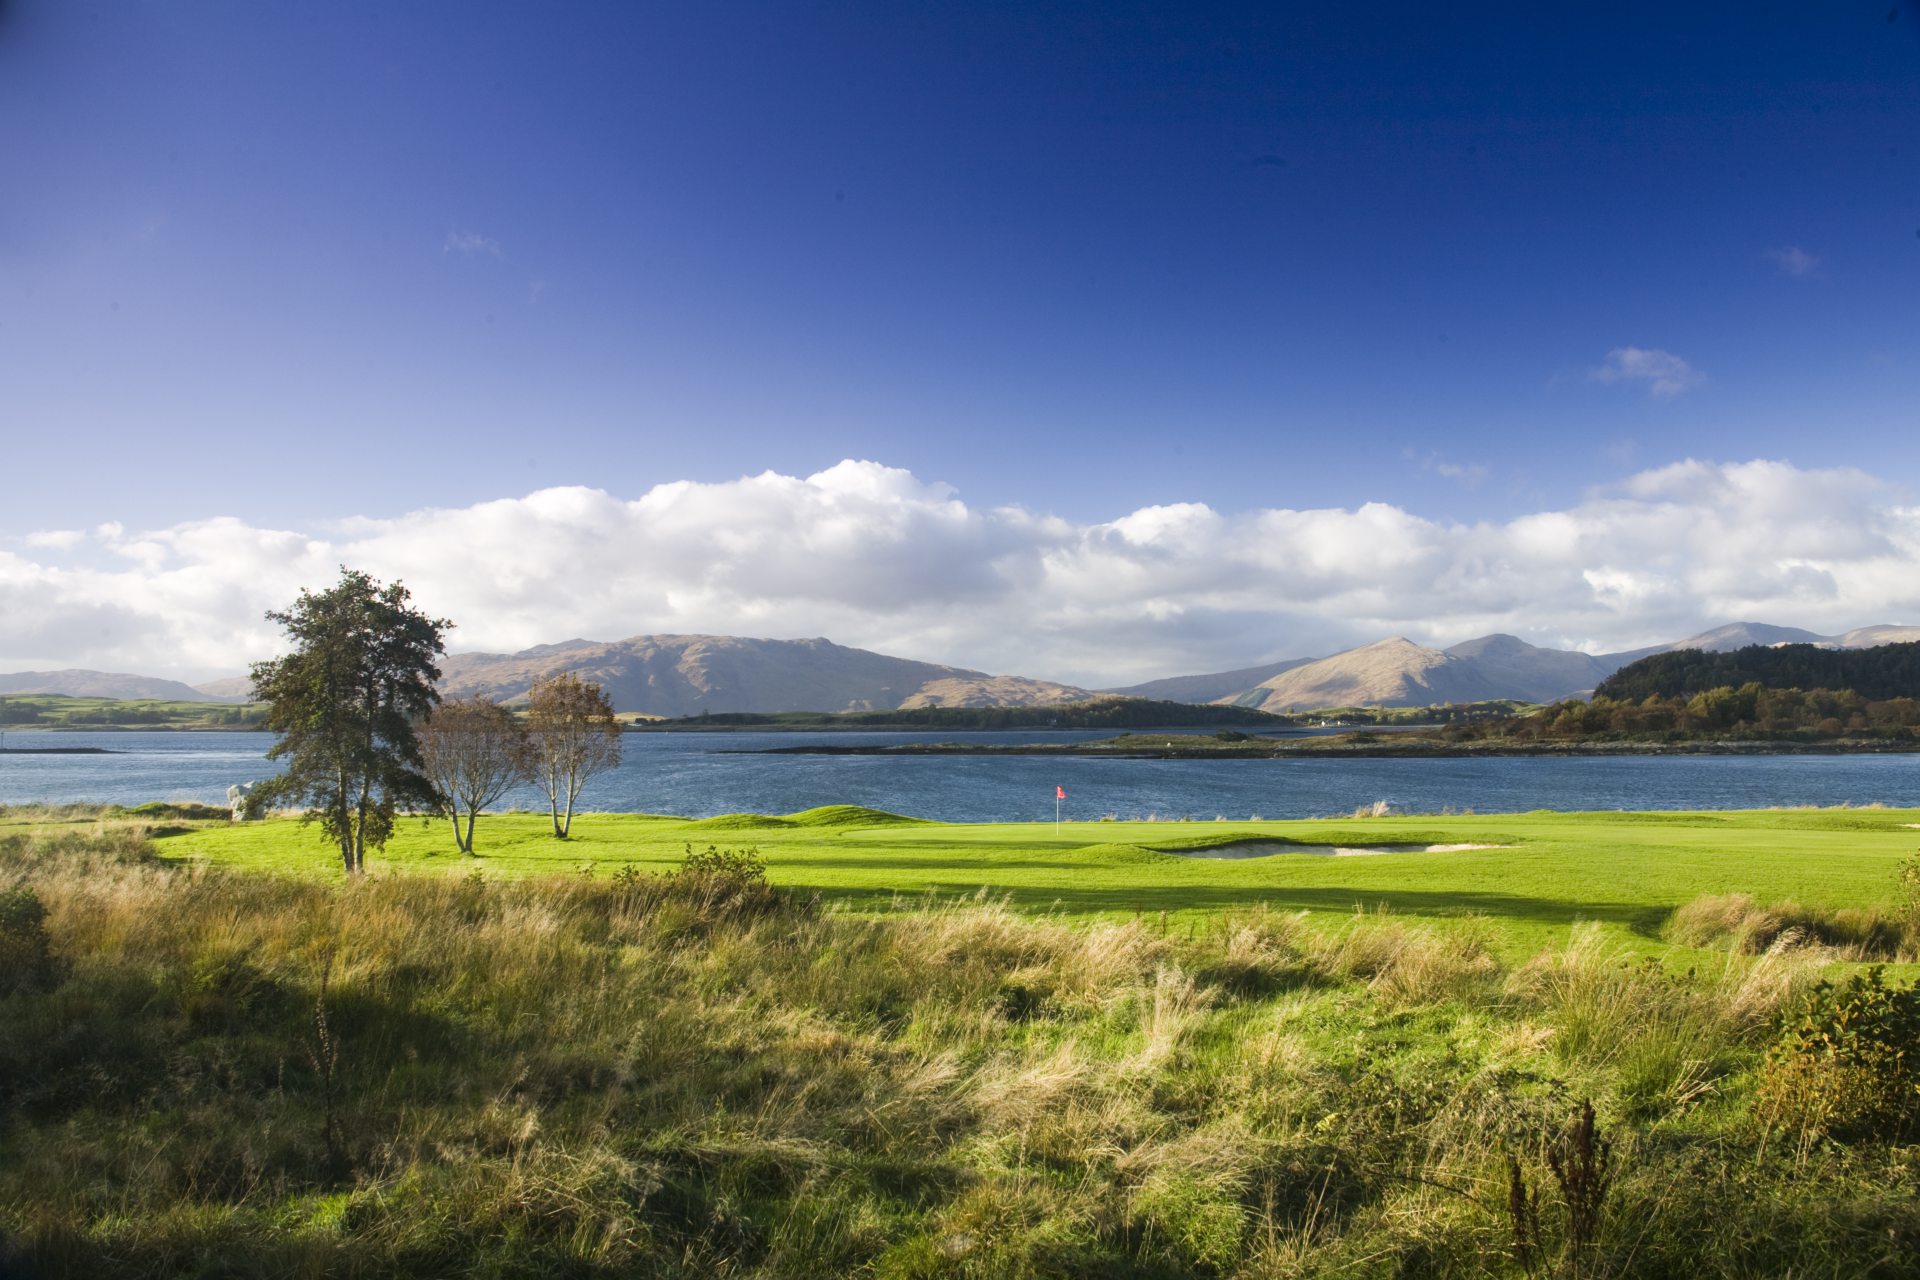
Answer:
[
  {"left": 1292, "top": 699, "right": 1532, "bottom": 726},
  {"left": 1436, "top": 684, "right": 1920, "bottom": 745},
  {"left": 1596, "top": 642, "right": 1920, "bottom": 702}
]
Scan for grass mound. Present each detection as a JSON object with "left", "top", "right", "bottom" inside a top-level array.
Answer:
[
  {"left": 1064, "top": 841, "right": 1169, "bottom": 865},
  {"left": 682, "top": 812, "right": 800, "bottom": 830},
  {"left": 1145, "top": 830, "right": 1311, "bottom": 852},
  {"left": 784, "top": 804, "right": 932, "bottom": 828}
]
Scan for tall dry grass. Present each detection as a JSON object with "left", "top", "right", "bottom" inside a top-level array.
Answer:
[
  {"left": 1665, "top": 891, "right": 1915, "bottom": 961},
  {"left": 0, "top": 830, "right": 1910, "bottom": 1278}
]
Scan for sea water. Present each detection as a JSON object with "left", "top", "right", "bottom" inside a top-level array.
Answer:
[{"left": 3, "top": 729, "right": 1916, "bottom": 822}]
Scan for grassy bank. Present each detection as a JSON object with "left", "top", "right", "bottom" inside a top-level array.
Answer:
[{"left": 2, "top": 822, "right": 1918, "bottom": 1277}]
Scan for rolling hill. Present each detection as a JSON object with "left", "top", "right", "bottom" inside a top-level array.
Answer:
[
  {"left": 1216, "top": 637, "right": 1505, "bottom": 712},
  {"left": 435, "top": 634, "right": 1091, "bottom": 715},
  {"left": 0, "top": 669, "right": 226, "bottom": 702}
]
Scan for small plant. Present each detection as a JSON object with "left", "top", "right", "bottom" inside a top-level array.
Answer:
[
  {"left": 305, "top": 946, "right": 347, "bottom": 1179},
  {"left": 1506, "top": 1101, "right": 1614, "bottom": 1279},
  {"left": 1758, "top": 966, "right": 1920, "bottom": 1143},
  {"left": 1550, "top": 1101, "right": 1613, "bottom": 1273},
  {"left": 1898, "top": 849, "right": 1920, "bottom": 924},
  {"left": 1506, "top": 1153, "right": 1543, "bottom": 1278}
]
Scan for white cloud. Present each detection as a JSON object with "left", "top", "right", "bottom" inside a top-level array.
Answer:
[
  {"left": 1764, "top": 245, "right": 1821, "bottom": 278},
  {"left": 23, "top": 529, "right": 85, "bottom": 550},
  {"left": 2, "top": 459, "right": 1918, "bottom": 686},
  {"left": 1591, "top": 347, "right": 1706, "bottom": 398},
  {"left": 444, "top": 230, "right": 503, "bottom": 256}
]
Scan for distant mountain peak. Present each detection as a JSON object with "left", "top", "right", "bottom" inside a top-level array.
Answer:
[{"left": 1444, "top": 633, "right": 1533, "bottom": 658}]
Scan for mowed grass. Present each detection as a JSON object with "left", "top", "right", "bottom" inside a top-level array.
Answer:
[{"left": 69, "top": 802, "right": 1920, "bottom": 960}]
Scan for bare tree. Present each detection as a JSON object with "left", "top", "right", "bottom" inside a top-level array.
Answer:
[
  {"left": 524, "top": 673, "right": 623, "bottom": 838},
  {"left": 418, "top": 696, "right": 530, "bottom": 854}
]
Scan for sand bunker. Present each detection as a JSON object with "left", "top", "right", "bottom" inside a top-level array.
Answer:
[{"left": 1160, "top": 841, "right": 1505, "bottom": 859}]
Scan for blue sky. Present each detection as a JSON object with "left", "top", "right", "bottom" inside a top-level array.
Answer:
[
  {"left": 5, "top": 0, "right": 1916, "bottom": 530},
  {"left": 2, "top": 2, "right": 1919, "bottom": 679}
]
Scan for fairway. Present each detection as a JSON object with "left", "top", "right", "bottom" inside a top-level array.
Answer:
[{"left": 120, "top": 802, "right": 1920, "bottom": 958}]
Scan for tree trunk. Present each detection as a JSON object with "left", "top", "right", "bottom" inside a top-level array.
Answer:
[
  {"left": 353, "top": 771, "right": 371, "bottom": 876},
  {"left": 337, "top": 767, "right": 355, "bottom": 874},
  {"left": 463, "top": 808, "right": 478, "bottom": 854}
]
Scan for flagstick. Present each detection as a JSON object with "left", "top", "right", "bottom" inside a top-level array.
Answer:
[{"left": 1055, "top": 792, "right": 1061, "bottom": 835}]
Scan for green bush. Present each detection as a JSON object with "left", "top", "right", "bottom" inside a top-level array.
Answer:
[{"left": 1758, "top": 967, "right": 1920, "bottom": 1142}]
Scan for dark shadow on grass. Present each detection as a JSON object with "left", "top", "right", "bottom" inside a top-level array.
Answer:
[{"left": 786, "top": 881, "right": 1664, "bottom": 929}]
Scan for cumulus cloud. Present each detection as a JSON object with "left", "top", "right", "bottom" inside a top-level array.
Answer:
[
  {"left": 443, "top": 229, "right": 503, "bottom": 256},
  {"left": 1764, "top": 245, "right": 1821, "bottom": 278},
  {"left": 1591, "top": 347, "right": 1706, "bottom": 398},
  {"left": 2, "top": 459, "right": 1917, "bottom": 686}
]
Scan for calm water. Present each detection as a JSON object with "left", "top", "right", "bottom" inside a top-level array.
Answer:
[{"left": 3, "top": 729, "right": 1917, "bottom": 820}]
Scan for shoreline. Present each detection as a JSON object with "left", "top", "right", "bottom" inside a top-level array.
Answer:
[
  {"left": 747, "top": 738, "right": 1920, "bottom": 759},
  {"left": 0, "top": 746, "right": 118, "bottom": 755}
]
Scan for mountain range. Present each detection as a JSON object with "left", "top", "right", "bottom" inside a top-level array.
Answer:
[
  {"left": 6, "top": 621, "right": 1919, "bottom": 716},
  {"left": 1108, "top": 622, "right": 1920, "bottom": 713}
]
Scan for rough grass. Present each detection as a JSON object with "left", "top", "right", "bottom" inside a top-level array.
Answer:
[
  {"left": 2, "top": 828, "right": 1918, "bottom": 1277},
  {"left": 1665, "top": 891, "right": 1916, "bottom": 961}
]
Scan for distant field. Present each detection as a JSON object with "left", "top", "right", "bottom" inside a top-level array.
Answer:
[
  {"left": 84, "top": 802, "right": 1920, "bottom": 959},
  {"left": 0, "top": 693, "right": 264, "bottom": 730}
]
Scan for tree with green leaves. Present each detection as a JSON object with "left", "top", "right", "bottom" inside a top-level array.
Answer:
[
  {"left": 418, "top": 695, "right": 529, "bottom": 855},
  {"left": 524, "top": 672, "right": 622, "bottom": 838},
  {"left": 248, "top": 567, "right": 450, "bottom": 875}
]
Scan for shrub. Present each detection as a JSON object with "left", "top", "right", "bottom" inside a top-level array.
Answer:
[
  {"left": 612, "top": 843, "right": 795, "bottom": 925},
  {"left": 0, "top": 885, "right": 55, "bottom": 995},
  {"left": 1758, "top": 966, "right": 1920, "bottom": 1143}
]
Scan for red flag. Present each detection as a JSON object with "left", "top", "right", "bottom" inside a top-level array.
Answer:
[{"left": 1055, "top": 785, "right": 1066, "bottom": 800}]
